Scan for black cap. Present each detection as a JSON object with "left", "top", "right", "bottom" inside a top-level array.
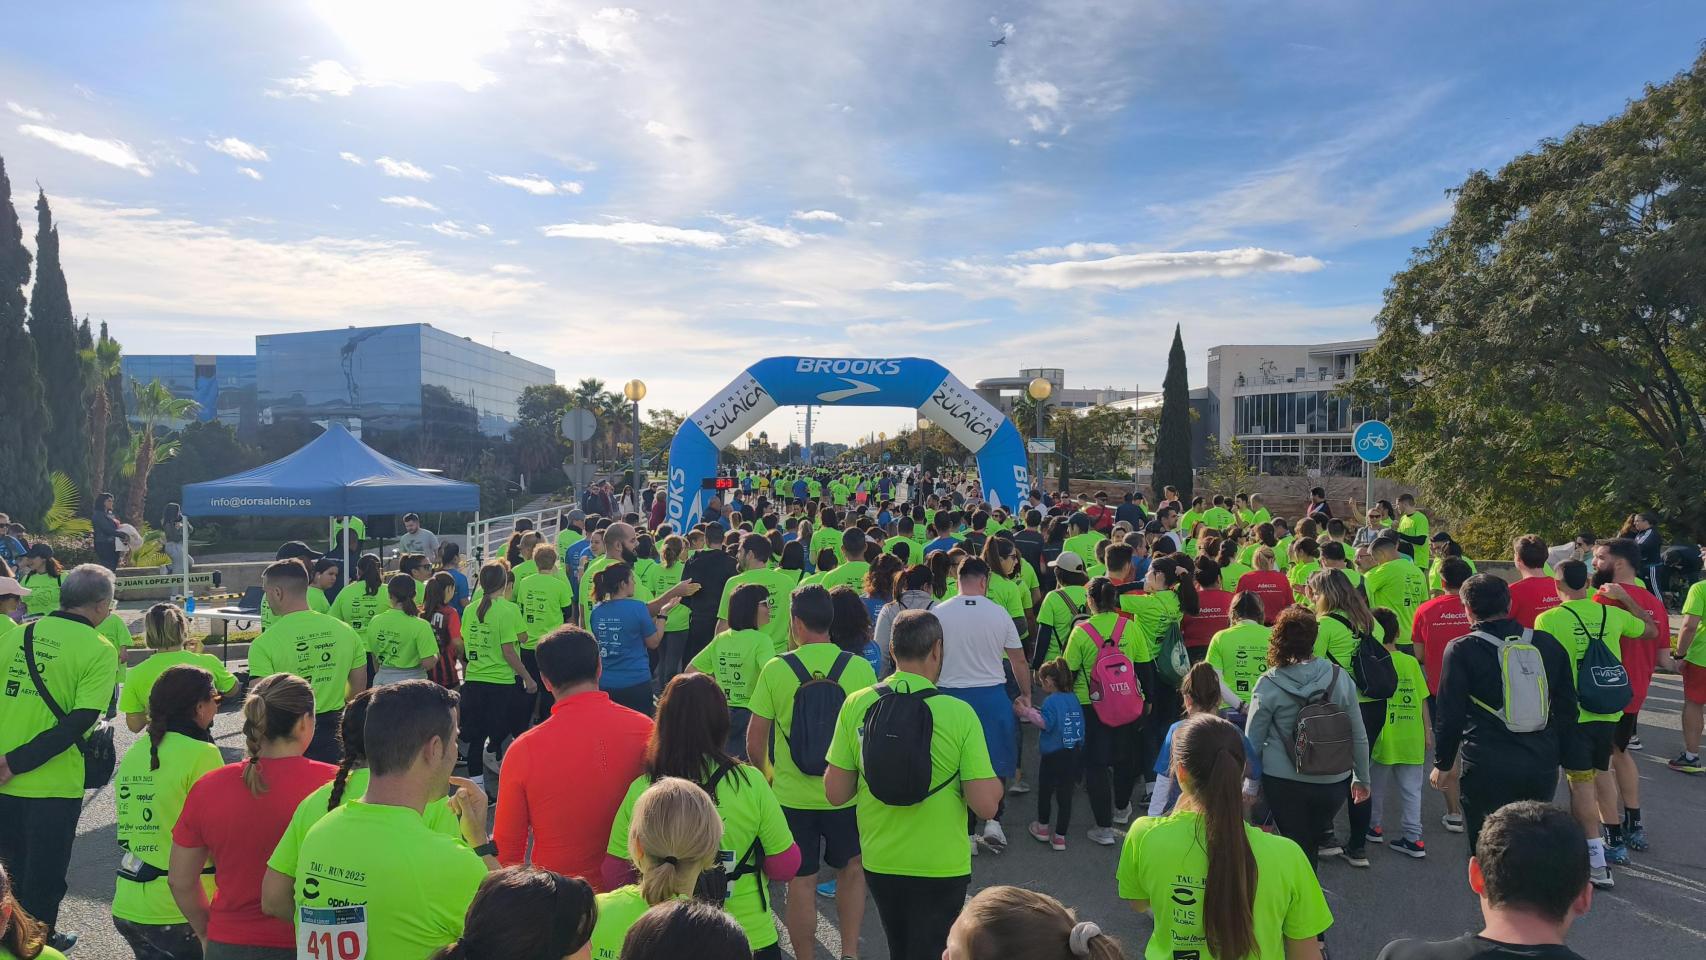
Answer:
[{"left": 276, "top": 541, "right": 323, "bottom": 562}]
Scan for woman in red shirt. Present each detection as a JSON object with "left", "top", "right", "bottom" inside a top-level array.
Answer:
[
  {"left": 423, "top": 571, "right": 464, "bottom": 690},
  {"left": 1183, "top": 558, "right": 1232, "bottom": 660},
  {"left": 1236, "top": 547, "right": 1294, "bottom": 626},
  {"left": 169, "top": 674, "right": 336, "bottom": 960}
]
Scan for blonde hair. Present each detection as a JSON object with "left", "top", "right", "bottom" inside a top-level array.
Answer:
[
  {"left": 957, "top": 886, "right": 1125, "bottom": 960},
  {"left": 144, "top": 602, "right": 190, "bottom": 651},
  {"left": 531, "top": 544, "right": 559, "bottom": 571},
  {"left": 1310, "top": 568, "right": 1374, "bottom": 635},
  {"left": 1251, "top": 546, "right": 1277, "bottom": 571},
  {"left": 628, "top": 777, "right": 723, "bottom": 906},
  {"left": 241, "top": 673, "right": 316, "bottom": 796}
]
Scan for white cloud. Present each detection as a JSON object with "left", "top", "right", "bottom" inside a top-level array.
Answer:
[
  {"left": 1011, "top": 242, "right": 1126, "bottom": 260},
  {"left": 236, "top": 167, "right": 263, "bottom": 181},
  {"left": 339, "top": 151, "right": 365, "bottom": 165},
  {"left": 379, "top": 195, "right": 440, "bottom": 211},
  {"left": 206, "top": 137, "right": 269, "bottom": 162},
  {"left": 425, "top": 220, "right": 476, "bottom": 239},
  {"left": 475, "top": 224, "right": 493, "bottom": 236},
  {"left": 541, "top": 221, "right": 726, "bottom": 248},
  {"left": 1013, "top": 248, "right": 1325, "bottom": 290},
  {"left": 376, "top": 156, "right": 434, "bottom": 181},
  {"left": 847, "top": 317, "right": 986, "bottom": 339},
  {"left": 778, "top": 299, "right": 819, "bottom": 309},
  {"left": 720, "top": 217, "right": 804, "bottom": 248},
  {"left": 791, "top": 209, "right": 844, "bottom": 223},
  {"left": 1012, "top": 80, "right": 1060, "bottom": 112},
  {"left": 595, "top": 7, "right": 639, "bottom": 22},
  {"left": 488, "top": 173, "right": 582, "bottom": 196},
  {"left": 883, "top": 280, "right": 954, "bottom": 292},
  {"left": 16, "top": 124, "right": 151, "bottom": 176},
  {"left": 490, "top": 263, "right": 532, "bottom": 275},
  {"left": 6, "top": 102, "right": 46, "bottom": 121},
  {"left": 643, "top": 119, "right": 692, "bottom": 146},
  {"left": 271, "top": 59, "right": 366, "bottom": 99}
]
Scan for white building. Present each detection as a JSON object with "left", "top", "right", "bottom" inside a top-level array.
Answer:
[
  {"left": 1205, "top": 338, "right": 1375, "bottom": 475},
  {"left": 974, "top": 367, "right": 1138, "bottom": 414}
]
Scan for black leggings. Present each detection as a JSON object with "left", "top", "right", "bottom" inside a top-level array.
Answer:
[
  {"left": 1264, "top": 774, "right": 1349, "bottom": 872},
  {"left": 1346, "top": 699, "right": 1386, "bottom": 849},
  {"left": 1137, "top": 661, "right": 1177, "bottom": 780},
  {"left": 1082, "top": 708, "right": 1144, "bottom": 827},
  {"left": 1036, "top": 748, "right": 1081, "bottom": 835},
  {"left": 864, "top": 871, "right": 970, "bottom": 960},
  {"left": 1461, "top": 764, "right": 1560, "bottom": 856},
  {"left": 460, "top": 680, "right": 524, "bottom": 773}
]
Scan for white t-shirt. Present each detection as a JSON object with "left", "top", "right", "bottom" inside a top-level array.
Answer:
[{"left": 931, "top": 595, "right": 1022, "bottom": 689}]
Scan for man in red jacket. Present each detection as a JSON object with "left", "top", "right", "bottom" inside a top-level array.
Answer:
[{"left": 493, "top": 626, "right": 651, "bottom": 889}]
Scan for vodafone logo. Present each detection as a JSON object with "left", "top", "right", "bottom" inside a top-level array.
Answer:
[{"left": 794, "top": 358, "right": 904, "bottom": 376}]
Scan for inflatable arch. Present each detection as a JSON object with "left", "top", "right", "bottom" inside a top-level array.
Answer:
[{"left": 665, "top": 356, "right": 1030, "bottom": 530}]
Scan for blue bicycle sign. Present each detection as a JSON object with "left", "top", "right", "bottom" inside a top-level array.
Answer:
[{"left": 1352, "top": 420, "right": 1395, "bottom": 464}]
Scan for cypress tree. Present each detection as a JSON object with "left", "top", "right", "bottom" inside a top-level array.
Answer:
[
  {"left": 0, "top": 159, "right": 53, "bottom": 525},
  {"left": 28, "top": 190, "right": 90, "bottom": 495},
  {"left": 1152, "top": 323, "right": 1194, "bottom": 505}
]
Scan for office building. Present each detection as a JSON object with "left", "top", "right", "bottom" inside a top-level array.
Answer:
[
  {"left": 121, "top": 354, "right": 259, "bottom": 433},
  {"left": 1204, "top": 339, "right": 1374, "bottom": 475}
]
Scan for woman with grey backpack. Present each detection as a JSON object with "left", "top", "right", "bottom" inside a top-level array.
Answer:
[{"left": 1244, "top": 606, "right": 1371, "bottom": 872}]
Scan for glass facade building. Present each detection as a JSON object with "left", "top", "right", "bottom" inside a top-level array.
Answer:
[{"left": 121, "top": 354, "right": 258, "bottom": 433}]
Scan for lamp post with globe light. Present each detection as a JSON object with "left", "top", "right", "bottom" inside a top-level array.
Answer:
[
  {"left": 1027, "top": 376, "right": 1052, "bottom": 491},
  {"left": 623, "top": 379, "right": 646, "bottom": 490}
]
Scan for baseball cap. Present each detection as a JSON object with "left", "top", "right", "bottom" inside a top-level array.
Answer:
[
  {"left": 567, "top": 509, "right": 586, "bottom": 524},
  {"left": 1050, "top": 551, "right": 1085, "bottom": 573},
  {"left": 0, "top": 577, "right": 31, "bottom": 598},
  {"left": 276, "top": 541, "right": 323, "bottom": 562}
]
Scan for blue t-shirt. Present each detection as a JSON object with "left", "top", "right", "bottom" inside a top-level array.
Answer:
[
  {"left": 877, "top": 510, "right": 893, "bottom": 528},
  {"left": 1039, "top": 691, "right": 1085, "bottom": 754},
  {"left": 923, "top": 536, "right": 959, "bottom": 557},
  {"left": 447, "top": 568, "right": 471, "bottom": 610},
  {"left": 1152, "top": 715, "right": 1263, "bottom": 812},
  {"left": 793, "top": 480, "right": 809, "bottom": 499},
  {"left": 589, "top": 598, "right": 656, "bottom": 689}
]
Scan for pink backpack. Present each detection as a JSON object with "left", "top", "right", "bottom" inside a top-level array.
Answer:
[{"left": 1085, "top": 617, "right": 1144, "bottom": 727}]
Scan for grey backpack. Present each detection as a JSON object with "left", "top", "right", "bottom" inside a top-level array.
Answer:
[{"left": 1275, "top": 665, "right": 1355, "bottom": 776}]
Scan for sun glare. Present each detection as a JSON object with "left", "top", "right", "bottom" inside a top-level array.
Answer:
[{"left": 309, "top": 0, "right": 525, "bottom": 90}]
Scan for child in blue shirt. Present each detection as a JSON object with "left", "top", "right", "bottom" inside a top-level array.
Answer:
[
  {"left": 1025, "top": 658, "right": 1086, "bottom": 851},
  {"left": 1149, "top": 661, "right": 1262, "bottom": 816}
]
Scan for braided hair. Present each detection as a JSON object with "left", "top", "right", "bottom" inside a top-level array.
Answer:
[
  {"left": 328, "top": 688, "right": 375, "bottom": 810},
  {"left": 241, "top": 673, "right": 315, "bottom": 795}
]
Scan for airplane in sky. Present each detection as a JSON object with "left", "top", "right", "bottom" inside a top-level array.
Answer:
[{"left": 989, "top": 35, "right": 1007, "bottom": 47}]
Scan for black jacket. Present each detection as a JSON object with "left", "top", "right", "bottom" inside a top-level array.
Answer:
[{"left": 1433, "top": 617, "right": 1577, "bottom": 774}]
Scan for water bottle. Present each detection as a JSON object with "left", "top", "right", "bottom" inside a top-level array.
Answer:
[{"left": 185, "top": 592, "right": 196, "bottom": 614}]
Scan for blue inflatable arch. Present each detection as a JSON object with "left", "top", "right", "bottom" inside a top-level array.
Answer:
[{"left": 666, "top": 356, "right": 1030, "bottom": 530}]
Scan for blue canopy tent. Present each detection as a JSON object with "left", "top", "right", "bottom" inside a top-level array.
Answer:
[{"left": 180, "top": 423, "right": 479, "bottom": 598}]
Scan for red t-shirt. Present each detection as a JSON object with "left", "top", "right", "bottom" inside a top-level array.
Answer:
[
  {"left": 1182, "top": 589, "right": 1231, "bottom": 649},
  {"left": 172, "top": 756, "right": 337, "bottom": 948},
  {"left": 1411, "top": 594, "right": 1471, "bottom": 695},
  {"left": 1596, "top": 583, "right": 1668, "bottom": 714},
  {"left": 1508, "top": 576, "right": 1562, "bottom": 628},
  {"left": 494, "top": 690, "right": 652, "bottom": 889},
  {"left": 1236, "top": 571, "right": 1294, "bottom": 626},
  {"left": 1085, "top": 504, "right": 1115, "bottom": 533}
]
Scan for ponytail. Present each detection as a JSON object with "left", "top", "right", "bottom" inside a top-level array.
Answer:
[
  {"left": 1172, "top": 715, "right": 1256, "bottom": 960},
  {"left": 1154, "top": 556, "right": 1200, "bottom": 615},
  {"left": 593, "top": 564, "right": 633, "bottom": 604},
  {"left": 1180, "top": 661, "right": 1222, "bottom": 716},
  {"left": 422, "top": 571, "right": 455, "bottom": 625},
  {"left": 387, "top": 574, "right": 419, "bottom": 618},
  {"left": 661, "top": 535, "right": 686, "bottom": 568},
  {"left": 1085, "top": 576, "right": 1118, "bottom": 615},
  {"left": 476, "top": 562, "right": 508, "bottom": 621},
  {"left": 1230, "top": 590, "right": 1264, "bottom": 624},
  {"left": 0, "top": 864, "right": 47, "bottom": 960},
  {"left": 328, "top": 689, "right": 373, "bottom": 810},
  {"left": 358, "top": 554, "right": 382, "bottom": 597},
  {"left": 957, "top": 885, "right": 1127, "bottom": 960},
  {"left": 241, "top": 674, "right": 316, "bottom": 796},
  {"left": 629, "top": 777, "right": 723, "bottom": 907}
]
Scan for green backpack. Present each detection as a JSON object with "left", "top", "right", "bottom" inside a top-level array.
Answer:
[{"left": 1156, "top": 619, "right": 1191, "bottom": 686}]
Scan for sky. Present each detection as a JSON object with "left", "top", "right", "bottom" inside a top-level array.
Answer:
[{"left": 2, "top": 1, "right": 1702, "bottom": 446}]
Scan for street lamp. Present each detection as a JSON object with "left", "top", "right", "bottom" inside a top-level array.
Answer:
[
  {"left": 623, "top": 378, "right": 646, "bottom": 490},
  {"left": 1027, "top": 377, "right": 1052, "bottom": 489}
]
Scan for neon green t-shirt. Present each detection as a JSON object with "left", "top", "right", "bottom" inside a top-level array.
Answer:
[
  {"left": 817, "top": 560, "right": 871, "bottom": 595},
  {"left": 690, "top": 629, "right": 774, "bottom": 709},
  {"left": 1684, "top": 581, "right": 1706, "bottom": 668},
  {"left": 986, "top": 575, "right": 1027, "bottom": 629},
  {"left": 717, "top": 568, "right": 797, "bottom": 655},
  {"left": 1064, "top": 612, "right": 1146, "bottom": 704},
  {"left": 1063, "top": 532, "right": 1106, "bottom": 565},
  {"left": 293, "top": 801, "right": 485, "bottom": 960},
  {"left": 249, "top": 610, "right": 364, "bottom": 713},
  {"left": 0, "top": 614, "right": 121, "bottom": 798},
  {"left": 363, "top": 608, "right": 438, "bottom": 672},
  {"left": 1398, "top": 511, "right": 1431, "bottom": 569},
  {"left": 262, "top": 587, "right": 331, "bottom": 631},
  {"left": 1219, "top": 560, "right": 1253, "bottom": 593},
  {"left": 267, "top": 767, "right": 463, "bottom": 881},
  {"left": 810, "top": 527, "right": 843, "bottom": 565},
  {"left": 1117, "top": 811, "right": 1332, "bottom": 959},
  {"left": 1036, "top": 586, "right": 1089, "bottom": 661},
  {"left": 20, "top": 572, "right": 61, "bottom": 618},
  {"left": 1313, "top": 612, "right": 1362, "bottom": 672},
  {"left": 652, "top": 561, "right": 691, "bottom": 633},
  {"left": 1287, "top": 561, "right": 1320, "bottom": 592},
  {"left": 747, "top": 643, "right": 877, "bottom": 810},
  {"left": 1372, "top": 651, "right": 1428, "bottom": 766},
  {"left": 113, "top": 731, "right": 223, "bottom": 924},
  {"left": 119, "top": 649, "right": 238, "bottom": 717},
  {"left": 1536, "top": 598, "right": 1645, "bottom": 724},
  {"left": 1239, "top": 508, "right": 1272, "bottom": 527},
  {"left": 515, "top": 572, "right": 575, "bottom": 647},
  {"left": 604, "top": 764, "right": 792, "bottom": 950},
  {"left": 580, "top": 557, "right": 656, "bottom": 625},
  {"left": 1119, "top": 589, "right": 1181, "bottom": 656},
  {"left": 1180, "top": 510, "right": 1203, "bottom": 533},
  {"left": 825, "top": 670, "right": 996, "bottom": 878},
  {"left": 1428, "top": 556, "right": 1477, "bottom": 594},
  {"left": 462, "top": 597, "right": 526, "bottom": 684},
  {"left": 1365, "top": 559, "right": 1429, "bottom": 646},
  {"left": 589, "top": 886, "right": 666, "bottom": 960},
  {"left": 328, "top": 584, "right": 386, "bottom": 634},
  {"left": 1206, "top": 620, "right": 1272, "bottom": 702},
  {"left": 1202, "top": 507, "right": 1235, "bottom": 531},
  {"left": 556, "top": 528, "right": 584, "bottom": 554},
  {"left": 1274, "top": 536, "right": 1294, "bottom": 570}
]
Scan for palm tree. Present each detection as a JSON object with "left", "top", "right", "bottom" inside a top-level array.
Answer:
[
  {"left": 81, "top": 335, "right": 124, "bottom": 494},
  {"left": 123, "top": 378, "right": 198, "bottom": 524}
]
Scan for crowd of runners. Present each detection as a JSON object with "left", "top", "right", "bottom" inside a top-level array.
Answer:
[{"left": 0, "top": 465, "right": 1701, "bottom": 960}]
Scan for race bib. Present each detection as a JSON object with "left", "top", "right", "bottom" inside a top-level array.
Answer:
[{"left": 298, "top": 905, "right": 367, "bottom": 960}]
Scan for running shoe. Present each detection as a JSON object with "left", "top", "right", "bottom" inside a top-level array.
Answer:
[
  {"left": 1028, "top": 821, "right": 1052, "bottom": 844},
  {"left": 1008, "top": 777, "right": 1032, "bottom": 795},
  {"left": 1390, "top": 838, "right": 1426, "bottom": 859},
  {"left": 1087, "top": 827, "right": 1121, "bottom": 846},
  {"left": 1589, "top": 865, "right": 1615, "bottom": 889},
  {"left": 1317, "top": 839, "right": 1344, "bottom": 858},
  {"left": 1050, "top": 833, "right": 1067, "bottom": 852},
  {"left": 1605, "top": 842, "right": 1629, "bottom": 865},
  {"left": 1365, "top": 826, "right": 1386, "bottom": 844},
  {"left": 816, "top": 880, "right": 836, "bottom": 899},
  {"left": 1668, "top": 752, "right": 1704, "bottom": 774},
  {"left": 981, "top": 820, "right": 1008, "bottom": 854},
  {"left": 1628, "top": 735, "right": 1644, "bottom": 751},
  {"left": 1441, "top": 813, "right": 1465, "bottom": 834},
  {"left": 1341, "top": 848, "right": 1370, "bottom": 868},
  {"left": 46, "top": 932, "right": 76, "bottom": 954},
  {"left": 1626, "top": 825, "right": 1649, "bottom": 852},
  {"left": 1112, "top": 804, "right": 1133, "bottom": 826}
]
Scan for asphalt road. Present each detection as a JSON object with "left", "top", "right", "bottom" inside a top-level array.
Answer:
[{"left": 55, "top": 673, "right": 1706, "bottom": 959}]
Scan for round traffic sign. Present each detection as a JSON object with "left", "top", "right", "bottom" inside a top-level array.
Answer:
[
  {"left": 1352, "top": 420, "right": 1394, "bottom": 464},
  {"left": 560, "top": 408, "right": 597, "bottom": 442}
]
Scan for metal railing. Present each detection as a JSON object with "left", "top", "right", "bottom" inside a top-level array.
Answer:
[{"left": 465, "top": 501, "right": 572, "bottom": 566}]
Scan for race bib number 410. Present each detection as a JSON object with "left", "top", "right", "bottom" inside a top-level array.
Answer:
[{"left": 299, "top": 905, "right": 367, "bottom": 960}]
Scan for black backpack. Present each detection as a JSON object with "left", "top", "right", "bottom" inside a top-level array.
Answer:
[
  {"left": 779, "top": 651, "right": 852, "bottom": 777},
  {"left": 860, "top": 682, "right": 954, "bottom": 806},
  {"left": 1562, "top": 606, "right": 1633, "bottom": 716},
  {"left": 1327, "top": 613, "right": 1399, "bottom": 700}
]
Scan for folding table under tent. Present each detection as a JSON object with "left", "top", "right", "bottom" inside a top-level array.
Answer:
[{"left": 179, "top": 422, "right": 480, "bottom": 600}]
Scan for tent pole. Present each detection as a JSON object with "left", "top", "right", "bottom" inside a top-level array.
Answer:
[
  {"left": 342, "top": 516, "right": 351, "bottom": 583},
  {"left": 328, "top": 516, "right": 335, "bottom": 551},
  {"left": 181, "top": 514, "right": 189, "bottom": 600}
]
